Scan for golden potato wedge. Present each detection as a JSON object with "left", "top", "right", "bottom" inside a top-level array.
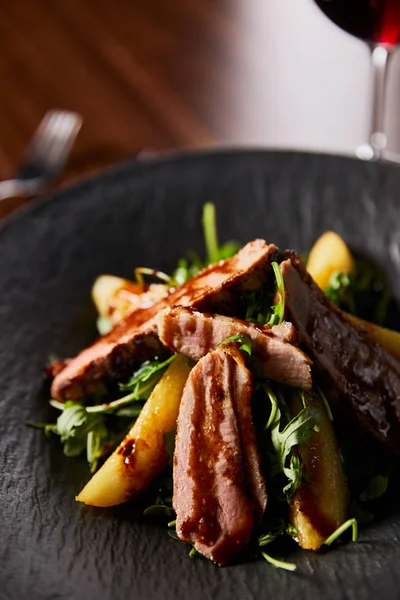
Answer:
[
  {"left": 76, "top": 355, "right": 192, "bottom": 507},
  {"left": 307, "top": 234, "right": 400, "bottom": 361},
  {"left": 92, "top": 275, "right": 143, "bottom": 319},
  {"left": 289, "top": 391, "right": 349, "bottom": 551},
  {"left": 307, "top": 231, "right": 355, "bottom": 290},
  {"left": 343, "top": 312, "right": 400, "bottom": 362},
  {"left": 92, "top": 274, "right": 167, "bottom": 325}
]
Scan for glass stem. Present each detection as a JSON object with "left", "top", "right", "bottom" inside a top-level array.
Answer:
[{"left": 368, "top": 45, "right": 393, "bottom": 156}]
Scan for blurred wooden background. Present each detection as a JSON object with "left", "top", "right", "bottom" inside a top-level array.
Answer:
[{"left": 1, "top": 0, "right": 400, "bottom": 217}]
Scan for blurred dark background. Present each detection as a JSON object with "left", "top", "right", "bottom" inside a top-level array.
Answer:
[{"left": 1, "top": 0, "right": 400, "bottom": 214}]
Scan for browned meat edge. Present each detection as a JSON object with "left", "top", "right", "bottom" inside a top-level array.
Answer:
[
  {"left": 281, "top": 253, "right": 400, "bottom": 454},
  {"left": 156, "top": 305, "right": 312, "bottom": 390},
  {"left": 229, "top": 346, "right": 268, "bottom": 521},
  {"left": 51, "top": 240, "right": 278, "bottom": 401},
  {"left": 173, "top": 344, "right": 266, "bottom": 564}
]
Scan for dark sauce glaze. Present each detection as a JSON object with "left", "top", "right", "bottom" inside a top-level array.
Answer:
[
  {"left": 117, "top": 437, "right": 149, "bottom": 469},
  {"left": 180, "top": 357, "right": 225, "bottom": 546},
  {"left": 295, "top": 441, "right": 337, "bottom": 540},
  {"left": 174, "top": 345, "right": 259, "bottom": 564},
  {"left": 52, "top": 240, "right": 275, "bottom": 401},
  {"left": 282, "top": 253, "right": 400, "bottom": 454}
]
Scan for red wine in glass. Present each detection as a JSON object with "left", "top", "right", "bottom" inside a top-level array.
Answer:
[
  {"left": 314, "top": 0, "right": 400, "bottom": 46},
  {"left": 314, "top": 0, "right": 400, "bottom": 160}
]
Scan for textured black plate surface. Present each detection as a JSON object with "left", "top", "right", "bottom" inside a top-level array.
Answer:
[{"left": 1, "top": 150, "right": 400, "bottom": 600}]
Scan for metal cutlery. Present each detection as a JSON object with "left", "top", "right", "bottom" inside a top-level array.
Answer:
[{"left": 0, "top": 110, "right": 82, "bottom": 201}]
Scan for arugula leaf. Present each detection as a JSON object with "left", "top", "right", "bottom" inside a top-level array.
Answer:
[
  {"left": 55, "top": 403, "right": 107, "bottom": 459},
  {"left": 170, "top": 203, "right": 241, "bottom": 287},
  {"left": 57, "top": 403, "right": 103, "bottom": 442},
  {"left": 63, "top": 435, "right": 89, "bottom": 458},
  {"left": 265, "top": 386, "right": 317, "bottom": 499},
  {"left": 325, "top": 272, "right": 355, "bottom": 312},
  {"left": 244, "top": 262, "right": 285, "bottom": 326},
  {"left": 325, "top": 258, "right": 392, "bottom": 326},
  {"left": 171, "top": 256, "right": 203, "bottom": 287},
  {"left": 267, "top": 262, "right": 286, "bottom": 327},
  {"left": 26, "top": 422, "right": 58, "bottom": 436},
  {"left": 245, "top": 289, "right": 273, "bottom": 324},
  {"left": 86, "top": 425, "right": 110, "bottom": 472},
  {"left": 119, "top": 355, "right": 176, "bottom": 397},
  {"left": 30, "top": 356, "right": 174, "bottom": 471},
  {"left": 217, "top": 333, "right": 252, "bottom": 356},
  {"left": 359, "top": 474, "right": 389, "bottom": 502}
]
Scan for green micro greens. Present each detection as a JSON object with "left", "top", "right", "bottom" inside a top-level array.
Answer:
[
  {"left": 134, "top": 267, "right": 171, "bottom": 286},
  {"left": 325, "top": 258, "right": 392, "bottom": 326},
  {"left": 170, "top": 203, "right": 241, "bottom": 286},
  {"left": 203, "top": 202, "right": 220, "bottom": 265},
  {"left": 261, "top": 552, "right": 297, "bottom": 572},
  {"left": 324, "top": 518, "right": 358, "bottom": 546},
  {"left": 28, "top": 356, "right": 176, "bottom": 472},
  {"left": 244, "top": 261, "right": 285, "bottom": 326},
  {"left": 267, "top": 262, "right": 286, "bottom": 327},
  {"left": 217, "top": 334, "right": 252, "bottom": 356},
  {"left": 265, "top": 385, "right": 317, "bottom": 500},
  {"left": 118, "top": 355, "right": 176, "bottom": 397},
  {"left": 359, "top": 474, "right": 389, "bottom": 502}
]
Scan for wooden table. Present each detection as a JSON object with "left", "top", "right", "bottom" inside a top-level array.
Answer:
[
  {"left": 2, "top": 0, "right": 398, "bottom": 218},
  {"left": 0, "top": 0, "right": 250, "bottom": 217}
]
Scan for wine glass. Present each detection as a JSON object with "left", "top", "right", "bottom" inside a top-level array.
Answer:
[{"left": 313, "top": 0, "right": 400, "bottom": 162}]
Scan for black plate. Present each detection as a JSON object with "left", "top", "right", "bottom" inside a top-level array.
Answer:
[{"left": 1, "top": 150, "right": 400, "bottom": 600}]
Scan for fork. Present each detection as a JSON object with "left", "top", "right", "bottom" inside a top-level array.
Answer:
[{"left": 0, "top": 110, "right": 82, "bottom": 201}]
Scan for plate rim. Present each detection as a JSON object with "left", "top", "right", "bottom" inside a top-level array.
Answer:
[{"left": 0, "top": 146, "right": 390, "bottom": 239}]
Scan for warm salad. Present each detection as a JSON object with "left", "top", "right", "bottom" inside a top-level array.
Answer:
[{"left": 32, "top": 204, "right": 400, "bottom": 569}]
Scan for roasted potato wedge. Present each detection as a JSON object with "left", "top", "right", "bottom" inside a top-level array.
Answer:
[
  {"left": 289, "top": 391, "right": 349, "bottom": 551},
  {"left": 307, "top": 231, "right": 355, "bottom": 290},
  {"left": 92, "top": 274, "right": 168, "bottom": 325},
  {"left": 92, "top": 275, "right": 143, "bottom": 321},
  {"left": 76, "top": 355, "right": 192, "bottom": 507},
  {"left": 307, "top": 234, "right": 400, "bottom": 361}
]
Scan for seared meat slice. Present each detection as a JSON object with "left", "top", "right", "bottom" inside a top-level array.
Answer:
[
  {"left": 51, "top": 240, "right": 278, "bottom": 401},
  {"left": 281, "top": 254, "right": 400, "bottom": 454},
  {"left": 230, "top": 348, "right": 268, "bottom": 521},
  {"left": 173, "top": 344, "right": 266, "bottom": 564},
  {"left": 44, "top": 359, "right": 70, "bottom": 379},
  {"left": 156, "top": 306, "right": 312, "bottom": 390}
]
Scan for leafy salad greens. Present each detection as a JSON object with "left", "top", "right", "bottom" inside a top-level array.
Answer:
[{"left": 29, "top": 202, "right": 397, "bottom": 571}]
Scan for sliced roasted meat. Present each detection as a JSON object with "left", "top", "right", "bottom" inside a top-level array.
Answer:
[
  {"left": 173, "top": 344, "right": 266, "bottom": 564},
  {"left": 51, "top": 240, "right": 278, "bottom": 401},
  {"left": 271, "top": 320, "right": 298, "bottom": 344},
  {"left": 156, "top": 306, "right": 312, "bottom": 390},
  {"left": 44, "top": 359, "right": 70, "bottom": 379},
  {"left": 281, "top": 254, "right": 400, "bottom": 454},
  {"left": 231, "top": 348, "right": 268, "bottom": 521}
]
